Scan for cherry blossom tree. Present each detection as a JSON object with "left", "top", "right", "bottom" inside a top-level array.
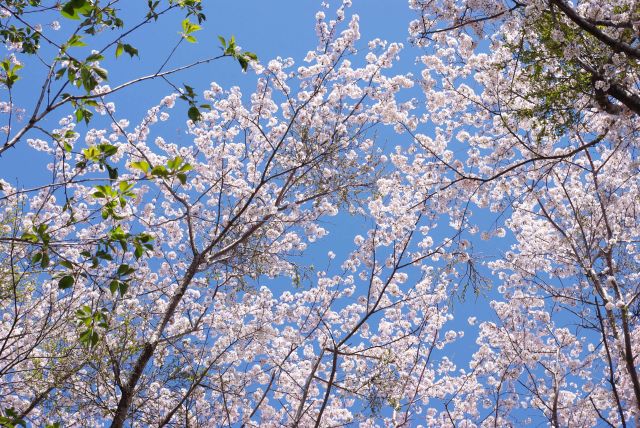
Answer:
[
  {"left": 406, "top": 0, "right": 640, "bottom": 425},
  {"left": 1, "top": 0, "right": 639, "bottom": 426}
]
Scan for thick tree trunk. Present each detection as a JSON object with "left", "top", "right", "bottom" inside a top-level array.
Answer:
[{"left": 110, "top": 258, "right": 200, "bottom": 428}]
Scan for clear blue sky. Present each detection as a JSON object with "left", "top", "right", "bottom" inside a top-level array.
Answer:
[{"left": 5, "top": 1, "right": 414, "bottom": 178}]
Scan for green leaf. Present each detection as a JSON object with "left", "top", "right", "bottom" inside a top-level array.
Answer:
[
  {"left": 122, "top": 44, "right": 139, "bottom": 58},
  {"left": 93, "top": 66, "right": 108, "bottom": 80},
  {"left": 151, "top": 165, "right": 168, "bottom": 177},
  {"left": 109, "top": 280, "right": 119, "bottom": 294},
  {"left": 22, "top": 232, "right": 38, "bottom": 243},
  {"left": 181, "top": 18, "right": 201, "bottom": 42},
  {"left": 100, "top": 144, "right": 118, "bottom": 157},
  {"left": 76, "top": 305, "right": 92, "bottom": 319},
  {"left": 118, "top": 237, "right": 127, "bottom": 251},
  {"left": 188, "top": 106, "right": 201, "bottom": 122},
  {"left": 131, "top": 160, "right": 150, "bottom": 173},
  {"left": 96, "top": 250, "right": 112, "bottom": 260},
  {"left": 79, "top": 329, "right": 99, "bottom": 347},
  {"left": 119, "top": 181, "right": 133, "bottom": 192},
  {"left": 61, "top": 0, "right": 92, "bottom": 20},
  {"left": 86, "top": 53, "right": 104, "bottom": 62},
  {"left": 238, "top": 56, "right": 249, "bottom": 72},
  {"left": 117, "top": 264, "right": 133, "bottom": 276},
  {"left": 139, "top": 233, "right": 154, "bottom": 243},
  {"left": 167, "top": 156, "right": 183, "bottom": 170},
  {"left": 55, "top": 67, "right": 67, "bottom": 80},
  {"left": 0, "top": 407, "right": 26, "bottom": 427},
  {"left": 119, "top": 281, "right": 129, "bottom": 296},
  {"left": 58, "top": 275, "right": 75, "bottom": 289},
  {"left": 67, "top": 35, "right": 87, "bottom": 47},
  {"left": 106, "top": 165, "right": 118, "bottom": 180},
  {"left": 134, "top": 244, "right": 144, "bottom": 259},
  {"left": 75, "top": 108, "right": 84, "bottom": 123},
  {"left": 183, "top": 84, "right": 196, "bottom": 98},
  {"left": 80, "top": 67, "right": 96, "bottom": 92},
  {"left": 81, "top": 108, "right": 93, "bottom": 124},
  {"left": 40, "top": 252, "right": 50, "bottom": 268},
  {"left": 115, "top": 43, "right": 124, "bottom": 58},
  {"left": 61, "top": 2, "right": 80, "bottom": 19}
]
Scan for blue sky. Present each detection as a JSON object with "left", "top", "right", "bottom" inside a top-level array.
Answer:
[{"left": 4, "top": 1, "right": 414, "bottom": 178}]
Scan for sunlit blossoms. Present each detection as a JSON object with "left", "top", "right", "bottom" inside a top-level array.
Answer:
[{"left": 0, "top": 0, "right": 639, "bottom": 426}]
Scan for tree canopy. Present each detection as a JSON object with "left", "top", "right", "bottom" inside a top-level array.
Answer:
[{"left": 1, "top": 0, "right": 639, "bottom": 426}]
